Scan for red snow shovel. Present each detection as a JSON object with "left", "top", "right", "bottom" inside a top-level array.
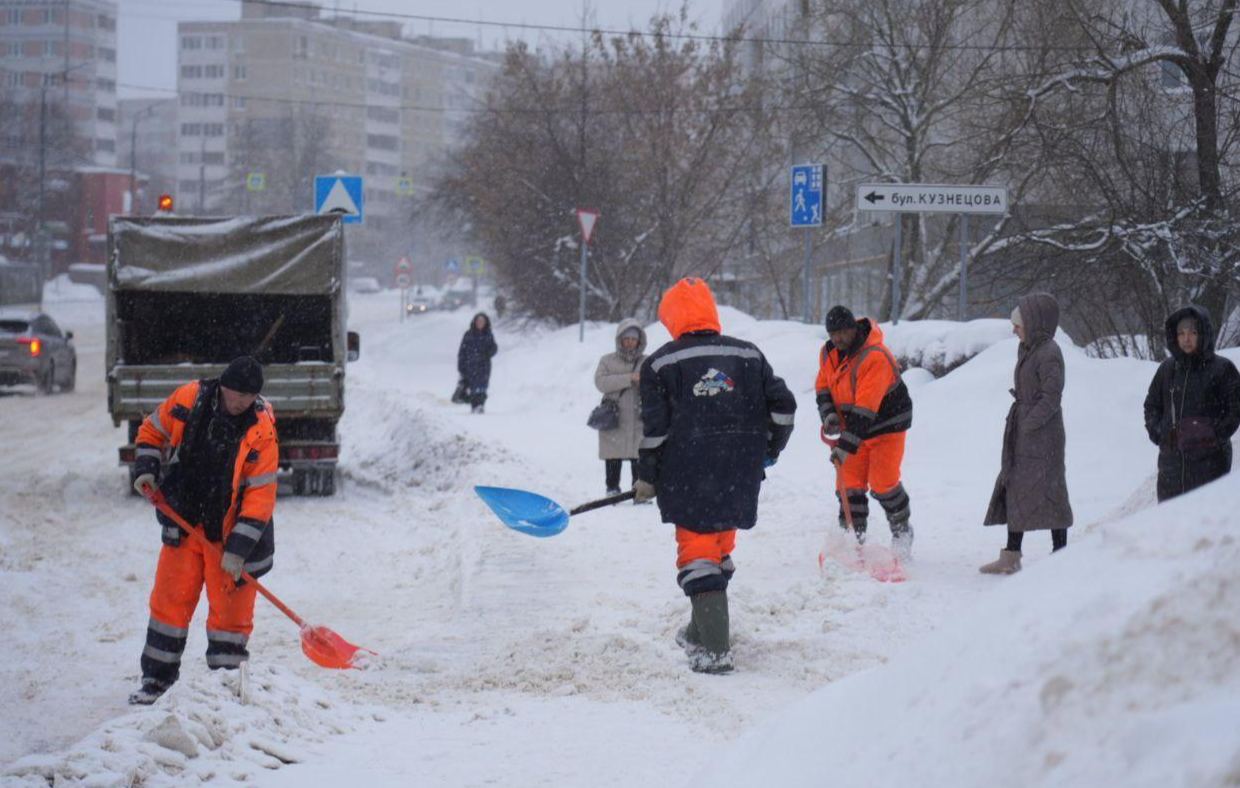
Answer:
[{"left": 145, "top": 490, "right": 377, "bottom": 669}]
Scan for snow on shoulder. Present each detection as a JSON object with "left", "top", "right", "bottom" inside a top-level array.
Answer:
[{"left": 690, "top": 476, "right": 1240, "bottom": 788}]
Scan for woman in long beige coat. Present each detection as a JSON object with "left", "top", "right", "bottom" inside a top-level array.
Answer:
[{"left": 594, "top": 319, "right": 648, "bottom": 494}]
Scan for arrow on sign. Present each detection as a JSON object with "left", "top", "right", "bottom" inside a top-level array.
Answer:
[{"left": 864, "top": 191, "right": 885, "bottom": 205}]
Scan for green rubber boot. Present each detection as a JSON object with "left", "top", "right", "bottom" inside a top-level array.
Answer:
[{"left": 687, "top": 590, "right": 733, "bottom": 674}]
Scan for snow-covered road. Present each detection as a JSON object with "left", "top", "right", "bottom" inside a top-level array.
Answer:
[{"left": 1, "top": 289, "right": 1175, "bottom": 786}]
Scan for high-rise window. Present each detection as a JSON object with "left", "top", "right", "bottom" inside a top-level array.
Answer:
[
  {"left": 233, "top": 64, "right": 247, "bottom": 81},
  {"left": 182, "top": 36, "right": 202, "bottom": 50}
]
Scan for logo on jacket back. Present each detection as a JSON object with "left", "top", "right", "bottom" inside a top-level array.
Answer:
[{"left": 694, "top": 368, "right": 735, "bottom": 397}]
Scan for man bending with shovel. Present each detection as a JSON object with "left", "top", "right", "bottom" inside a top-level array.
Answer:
[
  {"left": 128, "top": 356, "right": 278, "bottom": 704},
  {"left": 635, "top": 278, "right": 796, "bottom": 673}
]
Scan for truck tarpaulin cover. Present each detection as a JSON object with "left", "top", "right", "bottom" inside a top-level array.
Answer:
[{"left": 109, "top": 215, "right": 342, "bottom": 295}]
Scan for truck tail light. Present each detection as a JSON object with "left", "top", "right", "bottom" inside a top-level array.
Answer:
[
  {"left": 284, "top": 445, "right": 339, "bottom": 461},
  {"left": 16, "top": 337, "right": 40, "bottom": 357}
]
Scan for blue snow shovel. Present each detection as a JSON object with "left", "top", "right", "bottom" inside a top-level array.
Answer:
[{"left": 474, "top": 486, "right": 637, "bottom": 537}]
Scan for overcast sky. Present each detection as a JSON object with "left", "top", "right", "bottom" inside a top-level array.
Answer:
[{"left": 117, "top": 0, "right": 726, "bottom": 99}]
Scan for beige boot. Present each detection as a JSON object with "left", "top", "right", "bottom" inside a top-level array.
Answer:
[{"left": 979, "top": 549, "right": 1022, "bottom": 575}]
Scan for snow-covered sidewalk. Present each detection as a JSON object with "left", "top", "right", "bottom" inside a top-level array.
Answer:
[{"left": 5, "top": 290, "right": 1222, "bottom": 788}]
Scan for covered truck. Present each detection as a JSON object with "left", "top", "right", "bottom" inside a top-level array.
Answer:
[{"left": 106, "top": 214, "right": 359, "bottom": 495}]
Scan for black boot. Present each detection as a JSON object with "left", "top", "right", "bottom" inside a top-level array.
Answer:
[
  {"left": 128, "top": 678, "right": 171, "bottom": 706},
  {"left": 687, "top": 590, "right": 733, "bottom": 674}
]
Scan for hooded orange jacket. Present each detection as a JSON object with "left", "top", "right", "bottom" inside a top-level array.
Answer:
[
  {"left": 815, "top": 319, "right": 912, "bottom": 454},
  {"left": 136, "top": 380, "right": 279, "bottom": 572}
]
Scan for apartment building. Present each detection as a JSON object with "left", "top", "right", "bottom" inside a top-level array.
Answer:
[
  {"left": 0, "top": 0, "right": 118, "bottom": 167},
  {"left": 175, "top": 1, "right": 497, "bottom": 243}
]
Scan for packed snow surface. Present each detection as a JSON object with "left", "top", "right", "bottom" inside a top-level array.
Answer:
[{"left": 1, "top": 290, "right": 1234, "bottom": 787}]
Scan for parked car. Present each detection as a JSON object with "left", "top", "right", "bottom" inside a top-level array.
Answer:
[{"left": 0, "top": 310, "right": 76, "bottom": 394}]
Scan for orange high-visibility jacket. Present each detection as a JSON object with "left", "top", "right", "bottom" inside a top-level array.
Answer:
[
  {"left": 815, "top": 319, "right": 912, "bottom": 454},
  {"left": 136, "top": 380, "right": 279, "bottom": 572}
]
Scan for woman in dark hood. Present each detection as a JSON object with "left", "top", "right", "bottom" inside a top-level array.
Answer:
[
  {"left": 457, "top": 312, "right": 498, "bottom": 414},
  {"left": 1143, "top": 306, "right": 1240, "bottom": 501}
]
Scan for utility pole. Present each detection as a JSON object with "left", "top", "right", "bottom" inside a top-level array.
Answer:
[{"left": 198, "top": 132, "right": 206, "bottom": 214}]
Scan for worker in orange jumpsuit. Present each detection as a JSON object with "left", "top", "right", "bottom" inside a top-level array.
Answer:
[
  {"left": 128, "top": 356, "right": 279, "bottom": 705},
  {"left": 816, "top": 306, "right": 914, "bottom": 559}
]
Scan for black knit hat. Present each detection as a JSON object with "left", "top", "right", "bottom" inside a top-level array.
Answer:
[
  {"left": 220, "top": 356, "right": 264, "bottom": 394},
  {"left": 825, "top": 306, "right": 858, "bottom": 333}
]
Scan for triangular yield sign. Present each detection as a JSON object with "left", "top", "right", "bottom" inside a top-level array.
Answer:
[
  {"left": 576, "top": 209, "right": 600, "bottom": 244},
  {"left": 395, "top": 255, "right": 412, "bottom": 272},
  {"left": 320, "top": 179, "right": 360, "bottom": 216}
]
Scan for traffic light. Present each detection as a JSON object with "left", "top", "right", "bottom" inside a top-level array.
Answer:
[{"left": 157, "top": 194, "right": 174, "bottom": 212}]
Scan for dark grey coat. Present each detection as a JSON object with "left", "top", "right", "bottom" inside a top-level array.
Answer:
[{"left": 984, "top": 293, "right": 1074, "bottom": 532}]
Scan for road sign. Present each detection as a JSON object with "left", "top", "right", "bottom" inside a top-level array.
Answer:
[
  {"left": 465, "top": 256, "right": 487, "bottom": 275},
  {"left": 444, "top": 258, "right": 461, "bottom": 274},
  {"left": 395, "top": 272, "right": 412, "bottom": 288},
  {"left": 314, "top": 175, "right": 364, "bottom": 224},
  {"left": 396, "top": 177, "right": 414, "bottom": 196},
  {"left": 395, "top": 255, "right": 412, "bottom": 273},
  {"left": 855, "top": 183, "right": 1008, "bottom": 215},
  {"left": 245, "top": 172, "right": 266, "bottom": 192},
  {"left": 576, "top": 208, "right": 600, "bottom": 245},
  {"left": 790, "top": 164, "right": 824, "bottom": 227}
]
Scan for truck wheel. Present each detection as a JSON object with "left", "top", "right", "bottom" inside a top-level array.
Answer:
[
  {"left": 291, "top": 468, "right": 308, "bottom": 496},
  {"left": 317, "top": 468, "right": 336, "bottom": 496}
]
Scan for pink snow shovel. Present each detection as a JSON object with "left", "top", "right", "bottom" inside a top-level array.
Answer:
[
  {"left": 146, "top": 491, "right": 377, "bottom": 669},
  {"left": 818, "top": 426, "right": 906, "bottom": 583}
]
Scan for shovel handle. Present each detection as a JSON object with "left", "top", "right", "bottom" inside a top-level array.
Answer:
[
  {"left": 569, "top": 489, "right": 636, "bottom": 516},
  {"left": 146, "top": 491, "right": 307, "bottom": 628}
]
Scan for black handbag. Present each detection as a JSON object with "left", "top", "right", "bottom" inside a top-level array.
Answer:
[
  {"left": 451, "top": 379, "right": 469, "bottom": 404},
  {"left": 587, "top": 398, "right": 620, "bottom": 431}
]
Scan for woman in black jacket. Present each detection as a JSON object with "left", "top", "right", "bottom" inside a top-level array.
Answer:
[
  {"left": 1144, "top": 306, "right": 1240, "bottom": 501},
  {"left": 457, "top": 313, "right": 498, "bottom": 414}
]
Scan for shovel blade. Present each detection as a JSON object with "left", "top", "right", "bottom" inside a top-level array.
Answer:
[
  {"left": 474, "top": 486, "right": 569, "bottom": 537},
  {"left": 300, "top": 624, "right": 374, "bottom": 670}
]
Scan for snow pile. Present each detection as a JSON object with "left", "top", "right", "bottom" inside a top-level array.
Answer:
[
  {"left": 42, "top": 273, "right": 103, "bottom": 302},
  {"left": 4, "top": 665, "right": 380, "bottom": 788},
  {"left": 880, "top": 319, "right": 1022, "bottom": 376},
  {"left": 691, "top": 478, "right": 1240, "bottom": 788}
]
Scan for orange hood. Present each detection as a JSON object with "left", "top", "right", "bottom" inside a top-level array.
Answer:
[{"left": 658, "top": 278, "right": 721, "bottom": 339}]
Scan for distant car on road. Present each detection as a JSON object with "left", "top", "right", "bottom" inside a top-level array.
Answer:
[
  {"left": 0, "top": 310, "right": 76, "bottom": 394},
  {"left": 406, "top": 296, "right": 434, "bottom": 316}
]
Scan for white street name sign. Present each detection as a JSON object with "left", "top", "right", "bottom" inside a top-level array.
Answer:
[{"left": 855, "top": 183, "right": 1008, "bottom": 215}]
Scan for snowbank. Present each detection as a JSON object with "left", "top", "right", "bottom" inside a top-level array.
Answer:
[
  {"left": 43, "top": 273, "right": 103, "bottom": 303},
  {"left": 881, "top": 319, "right": 1024, "bottom": 376},
  {"left": 691, "top": 474, "right": 1240, "bottom": 788},
  {"left": 4, "top": 666, "right": 380, "bottom": 787}
]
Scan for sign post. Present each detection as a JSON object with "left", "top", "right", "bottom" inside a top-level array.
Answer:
[
  {"left": 395, "top": 255, "right": 413, "bottom": 322},
  {"left": 575, "top": 208, "right": 600, "bottom": 343},
  {"left": 854, "top": 182, "right": 1008, "bottom": 324},
  {"left": 790, "top": 164, "right": 825, "bottom": 324}
]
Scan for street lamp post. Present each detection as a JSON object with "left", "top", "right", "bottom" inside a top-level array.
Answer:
[
  {"left": 37, "top": 61, "right": 91, "bottom": 284},
  {"left": 130, "top": 98, "right": 175, "bottom": 215}
]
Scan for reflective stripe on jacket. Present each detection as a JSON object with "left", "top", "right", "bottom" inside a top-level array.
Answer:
[{"left": 815, "top": 318, "right": 912, "bottom": 453}]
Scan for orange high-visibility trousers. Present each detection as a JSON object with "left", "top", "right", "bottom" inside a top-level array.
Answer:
[
  {"left": 150, "top": 536, "right": 257, "bottom": 639},
  {"left": 839, "top": 431, "right": 906, "bottom": 496},
  {"left": 675, "top": 527, "right": 736, "bottom": 597}
]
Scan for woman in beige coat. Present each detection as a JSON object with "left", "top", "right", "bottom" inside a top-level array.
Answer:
[{"left": 594, "top": 319, "right": 648, "bottom": 494}]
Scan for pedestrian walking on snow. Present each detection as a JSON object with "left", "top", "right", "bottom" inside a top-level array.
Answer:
[
  {"left": 1143, "top": 306, "right": 1240, "bottom": 502},
  {"left": 636, "top": 278, "right": 796, "bottom": 674},
  {"left": 593, "top": 319, "right": 648, "bottom": 496},
  {"left": 457, "top": 312, "right": 497, "bottom": 414},
  {"left": 815, "top": 306, "right": 915, "bottom": 559},
  {"left": 129, "top": 356, "right": 279, "bottom": 704},
  {"left": 982, "top": 293, "right": 1073, "bottom": 575}
]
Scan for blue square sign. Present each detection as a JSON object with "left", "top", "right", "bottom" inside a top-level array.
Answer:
[
  {"left": 790, "top": 164, "right": 825, "bottom": 227},
  {"left": 315, "top": 175, "right": 364, "bottom": 224}
]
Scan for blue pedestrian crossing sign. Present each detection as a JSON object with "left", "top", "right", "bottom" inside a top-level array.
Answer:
[
  {"left": 790, "top": 164, "right": 825, "bottom": 227},
  {"left": 444, "top": 258, "right": 461, "bottom": 274},
  {"left": 315, "top": 175, "right": 364, "bottom": 224}
]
